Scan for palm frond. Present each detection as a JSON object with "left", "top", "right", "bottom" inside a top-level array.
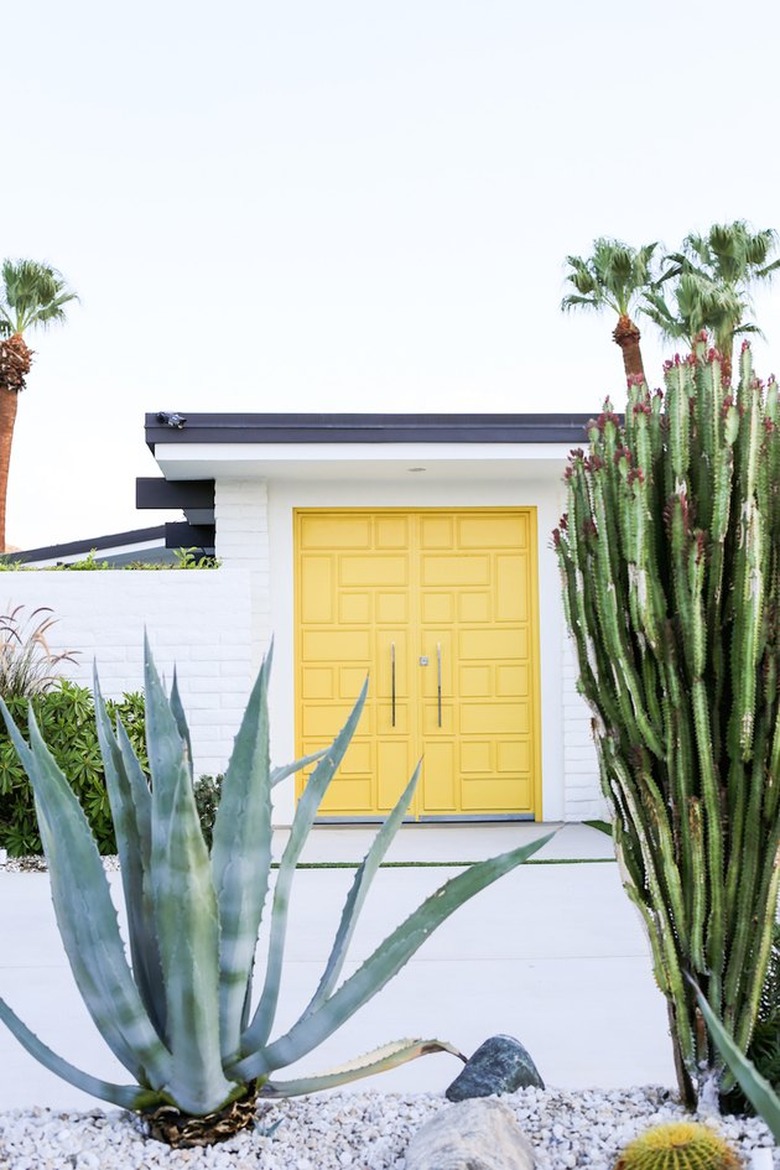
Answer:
[
  {"left": 562, "top": 238, "right": 658, "bottom": 319},
  {"left": 0, "top": 259, "right": 78, "bottom": 335}
]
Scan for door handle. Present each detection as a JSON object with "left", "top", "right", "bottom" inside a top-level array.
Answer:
[
  {"left": 436, "top": 642, "right": 442, "bottom": 728},
  {"left": 391, "top": 641, "right": 396, "bottom": 728}
]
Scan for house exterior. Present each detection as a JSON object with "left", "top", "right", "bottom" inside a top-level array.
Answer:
[{"left": 140, "top": 412, "right": 603, "bottom": 826}]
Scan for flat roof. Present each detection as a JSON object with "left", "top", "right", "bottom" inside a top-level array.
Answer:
[{"left": 145, "top": 412, "right": 594, "bottom": 450}]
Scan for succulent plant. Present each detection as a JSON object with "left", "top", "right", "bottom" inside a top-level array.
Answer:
[
  {"left": 695, "top": 984, "right": 780, "bottom": 1143},
  {"left": 0, "top": 639, "right": 552, "bottom": 1146},
  {"left": 614, "top": 1123, "right": 740, "bottom": 1170},
  {"left": 553, "top": 340, "right": 780, "bottom": 1106}
]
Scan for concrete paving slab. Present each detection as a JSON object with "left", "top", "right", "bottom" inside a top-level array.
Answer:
[
  {"left": 276, "top": 821, "right": 615, "bottom": 864},
  {"left": 0, "top": 825, "right": 676, "bottom": 1112}
]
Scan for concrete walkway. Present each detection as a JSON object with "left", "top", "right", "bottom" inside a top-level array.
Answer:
[{"left": 0, "top": 824, "right": 676, "bottom": 1111}]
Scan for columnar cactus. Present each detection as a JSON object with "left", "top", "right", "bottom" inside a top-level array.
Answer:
[{"left": 554, "top": 339, "right": 780, "bottom": 1107}]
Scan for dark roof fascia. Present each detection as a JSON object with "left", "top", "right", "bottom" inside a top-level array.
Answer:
[
  {"left": 164, "top": 522, "right": 216, "bottom": 551},
  {"left": 136, "top": 477, "right": 215, "bottom": 510},
  {"left": 7, "top": 526, "right": 168, "bottom": 565},
  {"left": 145, "top": 412, "right": 594, "bottom": 451}
]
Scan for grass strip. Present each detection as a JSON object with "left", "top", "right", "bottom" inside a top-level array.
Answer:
[{"left": 274, "top": 857, "right": 616, "bottom": 870}]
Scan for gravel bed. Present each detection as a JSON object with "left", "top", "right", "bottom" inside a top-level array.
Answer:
[{"left": 0, "top": 1087, "right": 777, "bottom": 1170}]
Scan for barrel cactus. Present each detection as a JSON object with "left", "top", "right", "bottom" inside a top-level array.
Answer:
[
  {"left": 0, "top": 639, "right": 552, "bottom": 1146},
  {"left": 614, "top": 1123, "right": 740, "bottom": 1170},
  {"left": 553, "top": 340, "right": 780, "bottom": 1106}
]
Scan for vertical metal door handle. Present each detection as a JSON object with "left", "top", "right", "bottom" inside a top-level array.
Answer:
[
  {"left": 436, "top": 642, "right": 442, "bottom": 728},
  {"left": 391, "top": 642, "right": 396, "bottom": 727}
]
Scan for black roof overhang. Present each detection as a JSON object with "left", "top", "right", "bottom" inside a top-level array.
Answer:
[{"left": 144, "top": 412, "right": 595, "bottom": 451}]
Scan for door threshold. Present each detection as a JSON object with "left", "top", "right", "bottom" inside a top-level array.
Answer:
[{"left": 313, "top": 814, "right": 536, "bottom": 825}]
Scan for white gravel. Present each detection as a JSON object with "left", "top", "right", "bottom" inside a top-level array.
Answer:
[{"left": 0, "top": 1087, "right": 777, "bottom": 1170}]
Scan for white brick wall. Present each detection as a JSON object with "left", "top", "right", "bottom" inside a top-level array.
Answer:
[
  {"left": 0, "top": 569, "right": 252, "bottom": 776},
  {"left": 561, "top": 633, "right": 605, "bottom": 821},
  {"left": 214, "top": 479, "right": 272, "bottom": 673}
]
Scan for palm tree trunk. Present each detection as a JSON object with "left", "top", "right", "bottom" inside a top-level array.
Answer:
[
  {"left": 612, "top": 314, "right": 646, "bottom": 381},
  {"left": 0, "top": 386, "right": 19, "bottom": 552}
]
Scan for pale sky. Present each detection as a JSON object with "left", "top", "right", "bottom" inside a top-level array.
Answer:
[{"left": 6, "top": 0, "right": 780, "bottom": 550}]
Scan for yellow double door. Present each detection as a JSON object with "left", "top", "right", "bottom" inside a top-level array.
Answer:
[{"left": 294, "top": 508, "right": 540, "bottom": 819}]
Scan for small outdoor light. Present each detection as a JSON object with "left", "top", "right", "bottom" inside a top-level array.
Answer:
[{"left": 157, "top": 411, "right": 187, "bottom": 429}]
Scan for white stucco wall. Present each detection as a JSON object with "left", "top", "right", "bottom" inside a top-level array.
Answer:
[
  {"left": 213, "top": 473, "right": 603, "bottom": 825},
  {"left": 0, "top": 570, "right": 253, "bottom": 776}
]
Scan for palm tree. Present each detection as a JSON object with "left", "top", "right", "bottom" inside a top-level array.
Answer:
[
  {"left": 649, "top": 221, "right": 780, "bottom": 383},
  {"left": 0, "top": 260, "right": 78, "bottom": 551},
  {"left": 561, "top": 238, "right": 658, "bottom": 381}
]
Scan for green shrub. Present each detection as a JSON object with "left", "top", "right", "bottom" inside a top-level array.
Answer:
[{"left": 0, "top": 681, "right": 146, "bottom": 856}]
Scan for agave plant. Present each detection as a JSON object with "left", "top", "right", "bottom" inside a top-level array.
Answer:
[{"left": 0, "top": 639, "right": 551, "bottom": 1147}]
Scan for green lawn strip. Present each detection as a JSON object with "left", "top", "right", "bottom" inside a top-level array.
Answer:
[{"left": 275, "top": 857, "right": 616, "bottom": 869}]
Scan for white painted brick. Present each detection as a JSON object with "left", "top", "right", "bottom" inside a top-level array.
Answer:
[{"left": 0, "top": 569, "right": 251, "bottom": 775}]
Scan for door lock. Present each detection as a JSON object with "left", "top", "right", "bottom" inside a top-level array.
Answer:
[{"left": 419, "top": 656, "right": 429, "bottom": 665}]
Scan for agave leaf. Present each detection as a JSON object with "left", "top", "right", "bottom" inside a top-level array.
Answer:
[
  {"left": 694, "top": 984, "right": 780, "bottom": 1141},
  {"left": 0, "top": 998, "right": 159, "bottom": 1111},
  {"left": 261, "top": 1037, "right": 464, "bottom": 1097},
  {"left": 93, "top": 672, "right": 166, "bottom": 1042},
  {"left": 301, "top": 764, "right": 420, "bottom": 1019},
  {"left": 210, "top": 647, "right": 274, "bottom": 1063},
  {"left": 232, "top": 831, "right": 556, "bottom": 1081},
  {"left": 0, "top": 700, "right": 171, "bottom": 1089},
  {"left": 270, "top": 748, "right": 327, "bottom": 788},
  {"left": 242, "top": 681, "right": 369, "bottom": 1052},
  {"left": 144, "top": 648, "right": 236, "bottom": 1116},
  {"left": 169, "top": 667, "right": 193, "bottom": 782}
]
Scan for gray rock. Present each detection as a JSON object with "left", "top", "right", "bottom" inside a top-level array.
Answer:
[
  {"left": 446, "top": 1034, "right": 544, "bottom": 1101},
  {"left": 405, "top": 1098, "right": 535, "bottom": 1170}
]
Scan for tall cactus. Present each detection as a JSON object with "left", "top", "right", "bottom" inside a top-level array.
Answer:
[{"left": 554, "top": 339, "right": 780, "bottom": 1108}]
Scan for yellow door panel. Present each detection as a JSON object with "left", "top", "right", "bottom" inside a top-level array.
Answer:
[
  {"left": 419, "top": 514, "right": 455, "bottom": 548},
  {"left": 375, "top": 515, "right": 410, "bottom": 548},
  {"left": 376, "top": 592, "right": 408, "bottom": 623},
  {"left": 459, "top": 628, "right": 527, "bottom": 660},
  {"left": 300, "top": 557, "right": 334, "bottom": 622},
  {"left": 299, "top": 515, "right": 371, "bottom": 548},
  {"left": 302, "top": 629, "right": 372, "bottom": 661},
  {"left": 457, "top": 514, "right": 526, "bottom": 548},
  {"left": 340, "top": 555, "right": 408, "bottom": 587},
  {"left": 420, "top": 741, "right": 457, "bottom": 811},
  {"left": 421, "top": 554, "right": 490, "bottom": 586},
  {"left": 295, "top": 509, "right": 541, "bottom": 819},
  {"left": 302, "top": 667, "right": 334, "bottom": 699},
  {"left": 460, "top": 703, "right": 529, "bottom": 735},
  {"left": 458, "top": 592, "right": 491, "bottom": 623}
]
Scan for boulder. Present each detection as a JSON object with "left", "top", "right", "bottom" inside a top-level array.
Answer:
[
  {"left": 405, "top": 1098, "right": 534, "bottom": 1170},
  {"left": 445, "top": 1034, "right": 544, "bottom": 1101}
]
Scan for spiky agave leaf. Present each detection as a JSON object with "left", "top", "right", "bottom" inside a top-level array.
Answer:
[
  {"left": 300, "top": 764, "right": 420, "bottom": 1020},
  {"left": 241, "top": 680, "right": 369, "bottom": 1052},
  {"left": 143, "top": 640, "right": 237, "bottom": 1116},
  {"left": 0, "top": 1000, "right": 159, "bottom": 1110},
  {"left": 262, "top": 1038, "right": 464, "bottom": 1097},
  {"left": 93, "top": 670, "right": 166, "bottom": 1042},
  {"left": 230, "top": 831, "right": 556, "bottom": 1082},
  {"left": 0, "top": 698, "right": 172, "bottom": 1096},
  {"left": 210, "top": 646, "right": 274, "bottom": 1064},
  {"left": 694, "top": 984, "right": 780, "bottom": 1142}
]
